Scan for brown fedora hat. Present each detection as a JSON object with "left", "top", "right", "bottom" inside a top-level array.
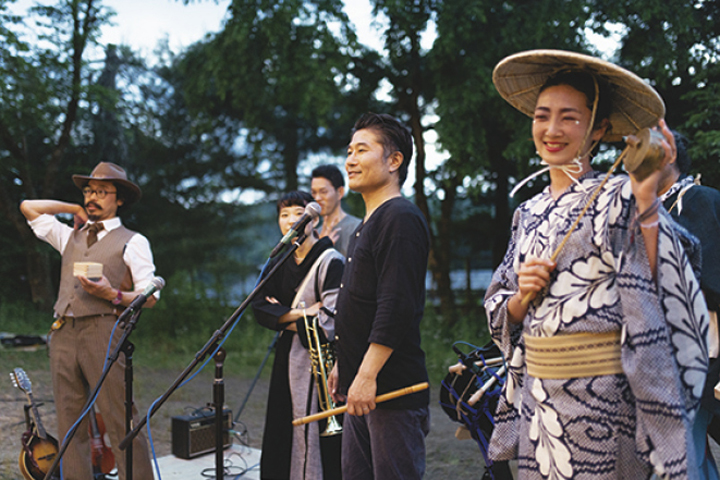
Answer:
[
  {"left": 493, "top": 49, "right": 665, "bottom": 142},
  {"left": 72, "top": 162, "right": 142, "bottom": 206}
]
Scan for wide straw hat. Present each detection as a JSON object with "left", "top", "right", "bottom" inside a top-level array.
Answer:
[
  {"left": 72, "top": 162, "right": 142, "bottom": 206},
  {"left": 492, "top": 49, "right": 665, "bottom": 142}
]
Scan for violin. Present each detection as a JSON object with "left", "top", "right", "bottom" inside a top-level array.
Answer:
[
  {"left": 89, "top": 405, "right": 116, "bottom": 479},
  {"left": 11, "top": 368, "right": 60, "bottom": 480}
]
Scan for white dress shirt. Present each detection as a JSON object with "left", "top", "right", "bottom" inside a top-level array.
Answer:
[{"left": 28, "top": 215, "right": 157, "bottom": 295}]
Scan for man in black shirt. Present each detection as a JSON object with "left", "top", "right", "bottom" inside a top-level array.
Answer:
[
  {"left": 329, "top": 113, "right": 430, "bottom": 479},
  {"left": 658, "top": 125, "right": 720, "bottom": 479}
]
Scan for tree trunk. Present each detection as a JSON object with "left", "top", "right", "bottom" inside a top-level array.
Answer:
[
  {"left": 488, "top": 129, "right": 512, "bottom": 269},
  {"left": 23, "top": 242, "right": 56, "bottom": 312},
  {"left": 1, "top": 190, "right": 56, "bottom": 311},
  {"left": 492, "top": 160, "right": 511, "bottom": 269},
  {"left": 434, "top": 177, "right": 458, "bottom": 324},
  {"left": 283, "top": 126, "right": 300, "bottom": 191},
  {"left": 401, "top": 32, "right": 458, "bottom": 324},
  {"left": 407, "top": 101, "right": 455, "bottom": 323},
  {"left": 465, "top": 256, "right": 472, "bottom": 312}
]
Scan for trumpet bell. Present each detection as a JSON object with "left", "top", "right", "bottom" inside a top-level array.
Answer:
[{"left": 320, "top": 414, "right": 343, "bottom": 437}]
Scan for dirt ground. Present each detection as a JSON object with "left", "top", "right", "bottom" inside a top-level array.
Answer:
[{"left": 1, "top": 347, "right": 486, "bottom": 479}]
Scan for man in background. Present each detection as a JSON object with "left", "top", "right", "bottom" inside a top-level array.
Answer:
[
  {"left": 659, "top": 126, "right": 720, "bottom": 480},
  {"left": 20, "top": 162, "right": 156, "bottom": 480},
  {"left": 311, "top": 164, "right": 361, "bottom": 256}
]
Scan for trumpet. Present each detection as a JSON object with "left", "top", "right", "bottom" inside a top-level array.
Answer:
[{"left": 301, "top": 303, "right": 342, "bottom": 437}]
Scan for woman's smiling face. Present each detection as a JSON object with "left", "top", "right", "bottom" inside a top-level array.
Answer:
[{"left": 532, "top": 84, "right": 604, "bottom": 166}]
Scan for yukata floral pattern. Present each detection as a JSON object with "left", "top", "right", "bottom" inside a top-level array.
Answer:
[{"left": 484, "top": 171, "right": 709, "bottom": 479}]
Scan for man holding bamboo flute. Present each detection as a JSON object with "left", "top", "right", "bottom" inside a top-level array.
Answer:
[{"left": 328, "top": 112, "right": 431, "bottom": 479}]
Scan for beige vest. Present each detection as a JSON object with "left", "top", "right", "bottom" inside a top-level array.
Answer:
[{"left": 54, "top": 223, "right": 136, "bottom": 318}]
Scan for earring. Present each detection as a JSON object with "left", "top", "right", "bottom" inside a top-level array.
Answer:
[{"left": 575, "top": 120, "right": 580, "bottom": 125}]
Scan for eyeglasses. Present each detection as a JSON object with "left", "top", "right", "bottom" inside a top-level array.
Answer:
[{"left": 82, "top": 187, "right": 117, "bottom": 199}]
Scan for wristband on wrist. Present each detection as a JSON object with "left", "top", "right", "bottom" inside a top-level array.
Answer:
[
  {"left": 111, "top": 289, "right": 123, "bottom": 305},
  {"left": 640, "top": 219, "right": 660, "bottom": 229},
  {"left": 636, "top": 198, "right": 660, "bottom": 222}
]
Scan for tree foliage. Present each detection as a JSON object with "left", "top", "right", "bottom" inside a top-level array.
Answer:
[
  {"left": 591, "top": 0, "right": 720, "bottom": 187},
  {"left": 0, "top": 0, "right": 110, "bottom": 309},
  {"left": 431, "top": 0, "right": 596, "bottom": 273},
  {"left": 175, "top": 0, "right": 376, "bottom": 192},
  {"left": 6, "top": 0, "right": 720, "bottom": 327}
]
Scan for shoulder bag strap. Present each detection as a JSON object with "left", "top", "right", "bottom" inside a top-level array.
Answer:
[{"left": 291, "top": 249, "right": 334, "bottom": 308}]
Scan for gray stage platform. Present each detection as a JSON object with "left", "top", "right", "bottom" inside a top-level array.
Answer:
[{"left": 152, "top": 445, "right": 261, "bottom": 479}]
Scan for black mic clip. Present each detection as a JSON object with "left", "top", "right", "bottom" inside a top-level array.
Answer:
[{"left": 117, "top": 277, "right": 166, "bottom": 327}]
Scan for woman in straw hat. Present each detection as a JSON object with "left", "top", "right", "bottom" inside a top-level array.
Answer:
[{"left": 484, "top": 50, "right": 709, "bottom": 479}]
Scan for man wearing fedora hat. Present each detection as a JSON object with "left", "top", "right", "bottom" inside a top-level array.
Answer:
[{"left": 20, "top": 161, "right": 156, "bottom": 479}]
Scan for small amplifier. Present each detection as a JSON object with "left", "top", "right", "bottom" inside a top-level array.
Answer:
[{"left": 171, "top": 408, "right": 233, "bottom": 459}]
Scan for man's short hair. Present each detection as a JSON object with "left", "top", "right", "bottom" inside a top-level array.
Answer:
[
  {"left": 277, "top": 190, "right": 313, "bottom": 214},
  {"left": 351, "top": 113, "right": 413, "bottom": 186},
  {"left": 115, "top": 183, "right": 131, "bottom": 208},
  {"left": 311, "top": 165, "right": 345, "bottom": 189},
  {"left": 672, "top": 130, "right": 692, "bottom": 176}
]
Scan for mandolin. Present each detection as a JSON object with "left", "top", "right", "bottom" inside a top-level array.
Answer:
[
  {"left": 11, "top": 368, "right": 60, "bottom": 480},
  {"left": 89, "top": 405, "right": 116, "bottom": 479}
]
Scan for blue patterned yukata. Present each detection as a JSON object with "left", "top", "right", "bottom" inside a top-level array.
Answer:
[{"left": 485, "top": 171, "right": 709, "bottom": 479}]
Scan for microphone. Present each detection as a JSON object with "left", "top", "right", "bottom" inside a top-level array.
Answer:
[
  {"left": 269, "top": 202, "right": 321, "bottom": 258},
  {"left": 127, "top": 276, "right": 165, "bottom": 310}
]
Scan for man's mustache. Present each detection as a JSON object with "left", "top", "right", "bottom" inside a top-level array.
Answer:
[{"left": 85, "top": 202, "right": 101, "bottom": 210}]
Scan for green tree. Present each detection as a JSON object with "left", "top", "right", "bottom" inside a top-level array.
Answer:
[
  {"left": 88, "top": 43, "right": 130, "bottom": 165},
  {"left": 0, "top": 0, "right": 111, "bottom": 308},
  {"left": 591, "top": 0, "right": 720, "bottom": 187},
  {"left": 361, "top": 0, "right": 454, "bottom": 314},
  {"left": 336, "top": 0, "right": 595, "bottom": 322},
  {"left": 87, "top": 38, "right": 279, "bottom": 296},
  {"left": 422, "top": 0, "right": 596, "bottom": 326},
  {"left": 176, "top": 0, "right": 374, "bottom": 193}
]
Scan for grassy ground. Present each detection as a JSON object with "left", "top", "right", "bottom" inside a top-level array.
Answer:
[
  {"left": 1, "top": 342, "right": 487, "bottom": 479},
  {"left": 0, "top": 294, "right": 493, "bottom": 478},
  {"left": 6, "top": 296, "right": 720, "bottom": 478}
]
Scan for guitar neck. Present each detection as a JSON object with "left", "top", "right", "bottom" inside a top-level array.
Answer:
[{"left": 26, "top": 392, "right": 48, "bottom": 440}]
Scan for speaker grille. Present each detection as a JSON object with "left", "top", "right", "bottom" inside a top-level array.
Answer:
[{"left": 171, "top": 408, "right": 232, "bottom": 459}]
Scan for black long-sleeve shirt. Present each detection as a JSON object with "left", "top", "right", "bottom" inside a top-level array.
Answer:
[
  {"left": 663, "top": 179, "right": 720, "bottom": 311},
  {"left": 335, "top": 197, "right": 430, "bottom": 410}
]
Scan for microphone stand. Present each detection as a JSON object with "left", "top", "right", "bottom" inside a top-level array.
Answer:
[
  {"left": 214, "top": 347, "right": 227, "bottom": 480},
  {"left": 118, "top": 234, "right": 309, "bottom": 476},
  {"left": 123, "top": 317, "right": 138, "bottom": 480},
  {"left": 44, "top": 305, "right": 147, "bottom": 480}
]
